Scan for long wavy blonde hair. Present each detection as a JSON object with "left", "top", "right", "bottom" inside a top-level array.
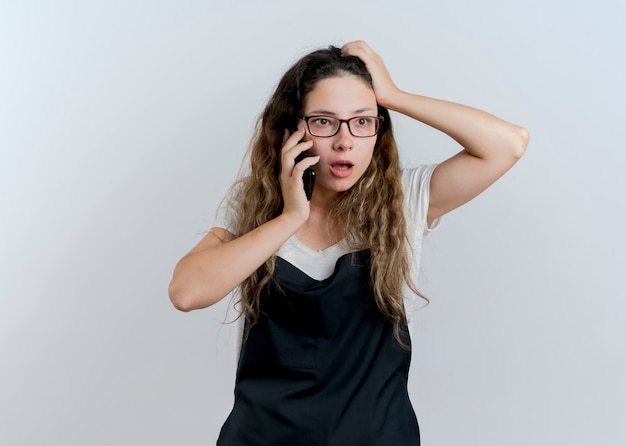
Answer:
[{"left": 227, "top": 46, "right": 423, "bottom": 345}]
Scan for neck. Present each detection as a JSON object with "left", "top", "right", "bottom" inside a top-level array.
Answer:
[
  {"left": 308, "top": 186, "right": 337, "bottom": 214},
  {"left": 296, "top": 188, "right": 342, "bottom": 248}
]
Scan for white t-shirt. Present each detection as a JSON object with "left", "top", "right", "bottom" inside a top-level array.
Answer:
[{"left": 214, "top": 164, "right": 440, "bottom": 282}]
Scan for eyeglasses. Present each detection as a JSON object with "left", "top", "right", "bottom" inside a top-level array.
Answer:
[{"left": 298, "top": 115, "right": 384, "bottom": 138}]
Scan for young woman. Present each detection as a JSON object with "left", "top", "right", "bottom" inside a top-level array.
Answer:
[{"left": 169, "top": 40, "right": 529, "bottom": 445}]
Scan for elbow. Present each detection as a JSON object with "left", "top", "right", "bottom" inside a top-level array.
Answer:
[
  {"left": 511, "top": 125, "right": 530, "bottom": 160},
  {"left": 168, "top": 278, "right": 224, "bottom": 312},
  {"left": 168, "top": 280, "right": 198, "bottom": 312}
]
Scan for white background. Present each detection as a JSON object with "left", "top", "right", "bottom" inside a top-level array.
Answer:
[{"left": 1, "top": 1, "right": 624, "bottom": 445}]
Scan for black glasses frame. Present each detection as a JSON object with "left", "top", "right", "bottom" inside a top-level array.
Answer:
[{"left": 298, "top": 115, "right": 384, "bottom": 138}]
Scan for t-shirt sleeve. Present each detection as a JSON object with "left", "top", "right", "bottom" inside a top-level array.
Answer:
[
  {"left": 402, "top": 164, "right": 441, "bottom": 331},
  {"left": 213, "top": 184, "right": 240, "bottom": 235},
  {"left": 401, "top": 164, "right": 441, "bottom": 236}
]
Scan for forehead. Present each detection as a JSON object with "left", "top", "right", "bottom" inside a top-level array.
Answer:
[{"left": 303, "top": 75, "right": 377, "bottom": 114}]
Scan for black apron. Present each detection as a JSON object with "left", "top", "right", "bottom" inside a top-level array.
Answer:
[{"left": 217, "top": 250, "right": 420, "bottom": 445}]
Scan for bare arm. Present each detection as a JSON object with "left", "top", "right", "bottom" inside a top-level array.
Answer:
[
  {"left": 169, "top": 216, "right": 302, "bottom": 311},
  {"left": 342, "top": 41, "right": 529, "bottom": 222},
  {"left": 168, "top": 129, "right": 319, "bottom": 311}
]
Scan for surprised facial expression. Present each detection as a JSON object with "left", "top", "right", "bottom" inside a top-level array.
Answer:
[{"left": 300, "top": 75, "right": 379, "bottom": 199}]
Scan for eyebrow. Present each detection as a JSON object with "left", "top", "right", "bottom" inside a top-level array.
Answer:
[{"left": 307, "top": 107, "right": 376, "bottom": 116}]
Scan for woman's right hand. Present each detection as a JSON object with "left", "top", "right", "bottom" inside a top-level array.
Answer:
[
  {"left": 168, "top": 128, "right": 320, "bottom": 312},
  {"left": 279, "top": 127, "right": 319, "bottom": 224}
]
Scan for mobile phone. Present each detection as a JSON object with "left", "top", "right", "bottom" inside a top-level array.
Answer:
[
  {"left": 295, "top": 152, "right": 316, "bottom": 201},
  {"left": 302, "top": 167, "right": 316, "bottom": 201},
  {"left": 286, "top": 125, "right": 316, "bottom": 201}
]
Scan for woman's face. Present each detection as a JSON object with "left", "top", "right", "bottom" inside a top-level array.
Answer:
[{"left": 300, "top": 75, "right": 378, "bottom": 199}]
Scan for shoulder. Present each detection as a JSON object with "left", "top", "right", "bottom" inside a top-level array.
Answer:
[
  {"left": 401, "top": 164, "right": 441, "bottom": 232},
  {"left": 214, "top": 179, "right": 247, "bottom": 235},
  {"left": 401, "top": 164, "right": 438, "bottom": 191},
  {"left": 401, "top": 164, "right": 438, "bottom": 208}
]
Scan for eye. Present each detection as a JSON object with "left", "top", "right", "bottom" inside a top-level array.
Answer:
[
  {"left": 311, "top": 117, "right": 333, "bottom": 127},
  {"left": 354, "top": 117, "right": 374, "bottom": 127}
]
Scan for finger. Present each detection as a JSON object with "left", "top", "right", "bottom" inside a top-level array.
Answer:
[
  {"left": 283, "top": 139, "right": 313, "bottom": 162},
  {"left": 342, "top": 40, "right": 369, "bottom": 51},
  {"left": 341, "top": 40, "right": 374, "bottom": 58},
  {"left": 281, "top": 139, "right": 313, "bottom": 172},
  {"left": 281, "top": 127, "right": 305, "bottom": 151},
  {"left": 293, "top": 155, "right": 320, "bottom": 173}
]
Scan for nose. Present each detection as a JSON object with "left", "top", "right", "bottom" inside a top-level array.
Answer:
[{"left": 333, "top": 121, "right": 354, "bottom": 151}]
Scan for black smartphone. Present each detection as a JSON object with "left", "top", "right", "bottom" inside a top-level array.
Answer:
[
  {"left": 295, "top": 152, "right": 316, "bottom": 201},
  {"left": 285, "top": 125, "right": 316, "bottom": 201},
  {"left": 303, "top": 167, "right": 316, "bottom": 201}
]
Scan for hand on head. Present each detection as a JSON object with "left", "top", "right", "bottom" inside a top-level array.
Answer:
[{"left": 341, "top": 40, "right": 401, "bottom": 109}]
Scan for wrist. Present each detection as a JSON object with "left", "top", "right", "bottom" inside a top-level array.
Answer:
[
  {"left": 377, "top": 88, "right": 407, "bottom": 111},
  {"left": 276, "top": 211, "right": 307, "bottom": 233}
]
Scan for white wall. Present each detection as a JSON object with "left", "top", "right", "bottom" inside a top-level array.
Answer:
[{"left": 1, "top": 1, "right": 624, "bottom": 445}]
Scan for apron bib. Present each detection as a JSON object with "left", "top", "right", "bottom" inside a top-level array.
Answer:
[{"left": 218, "top": 250, "right": 419, "bottom": 445}]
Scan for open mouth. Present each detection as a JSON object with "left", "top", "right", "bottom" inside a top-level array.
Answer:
[{"left": 330, "top": 161, "right": 354, "bottom": 178}]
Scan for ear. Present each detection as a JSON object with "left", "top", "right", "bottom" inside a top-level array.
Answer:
[{"left": 296, "top": 118, "right": 306, "bottom": 131}]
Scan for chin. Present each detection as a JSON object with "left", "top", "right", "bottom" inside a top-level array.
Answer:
[
  {"left": 315, "top": 180, "right": 351, "bottom": 196},
  {"left": 332, "top": 180, "right": 358, "bottom": 193}
]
